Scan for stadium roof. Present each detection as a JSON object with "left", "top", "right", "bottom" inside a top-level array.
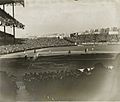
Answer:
[
  {"left": 0, "top": 8, "right": 24, "bottom": 29},
  {"left": 0, "top": 0, "right": 24, "bottom": 6}
]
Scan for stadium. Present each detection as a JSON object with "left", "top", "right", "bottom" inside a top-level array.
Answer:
[{"left": 0, "top": 0, "right": 120, "bottom": 102}]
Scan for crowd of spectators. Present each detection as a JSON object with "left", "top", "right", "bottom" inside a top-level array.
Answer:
[
  {"left": 0, "top": 71, "right": 17, "bottom": 102},
  {"left": 66, "top": 34, "right": 120, "bottom": 45},
  {"left": 0, "top": 34, "right": 120, "bottom": 55},
  {"left": 0, "top": 37, "right": 74, "bottom": 55},
  {"left": 23, "top": 37, "right": 74, "bottom": 48}
]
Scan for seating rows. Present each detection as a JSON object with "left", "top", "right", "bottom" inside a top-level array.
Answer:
[
  {"left": 0, "top": 34, "right": 120, "bottom": 55},
  {"left": 66, "top": 34, "right": 120, "bottom": 44},
  {"left": 0, "top": 37, "right": 74, "bottom": 55}
]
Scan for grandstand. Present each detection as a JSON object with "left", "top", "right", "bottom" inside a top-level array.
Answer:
[
  {"left": 67, "top": 27, "right": 120, "bottom": 45},
  {"left": 0, "top": 30, "right": 120, "bottom": 55},
  {"left": 0, "top": 37, "right": 75, "bottom": 55},
  {"left": 0, "top": 0, "right": 25, "bottom": 44},
  {"left": 0, "top": 26, "right": 120, "bottom": 56}
]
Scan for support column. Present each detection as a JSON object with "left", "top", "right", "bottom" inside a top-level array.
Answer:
[
  {"left": 3, "top": 5, "right": 6, "bottom": 33},
  {"left": 12, "top": 3, "right": 16, "bottom": 44},
  {"left": 3, "top": 5, "right": 6, "bottom": 44}
]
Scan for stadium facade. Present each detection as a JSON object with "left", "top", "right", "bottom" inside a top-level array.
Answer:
[{"left": 0, "top": 0, "right": 25, "bottom": 45}]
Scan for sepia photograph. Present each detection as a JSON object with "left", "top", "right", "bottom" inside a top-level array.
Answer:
[{"left": 0, "top": 0, "right": 120, "bottom": 102}]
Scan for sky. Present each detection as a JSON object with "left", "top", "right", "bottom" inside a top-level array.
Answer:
[{"left": 2, "top": 0, "right": 120, "bottom": 38}]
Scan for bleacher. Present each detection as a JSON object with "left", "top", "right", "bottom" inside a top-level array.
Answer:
[
  {"left": 65, "top": 34, "right": 120, "bottom": 44},
  {"left": 1, "top": 33, "right": 120, "bottom": 55},
  {"left": 0, "top": 37, "right": 75, "bottom": 55}
]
